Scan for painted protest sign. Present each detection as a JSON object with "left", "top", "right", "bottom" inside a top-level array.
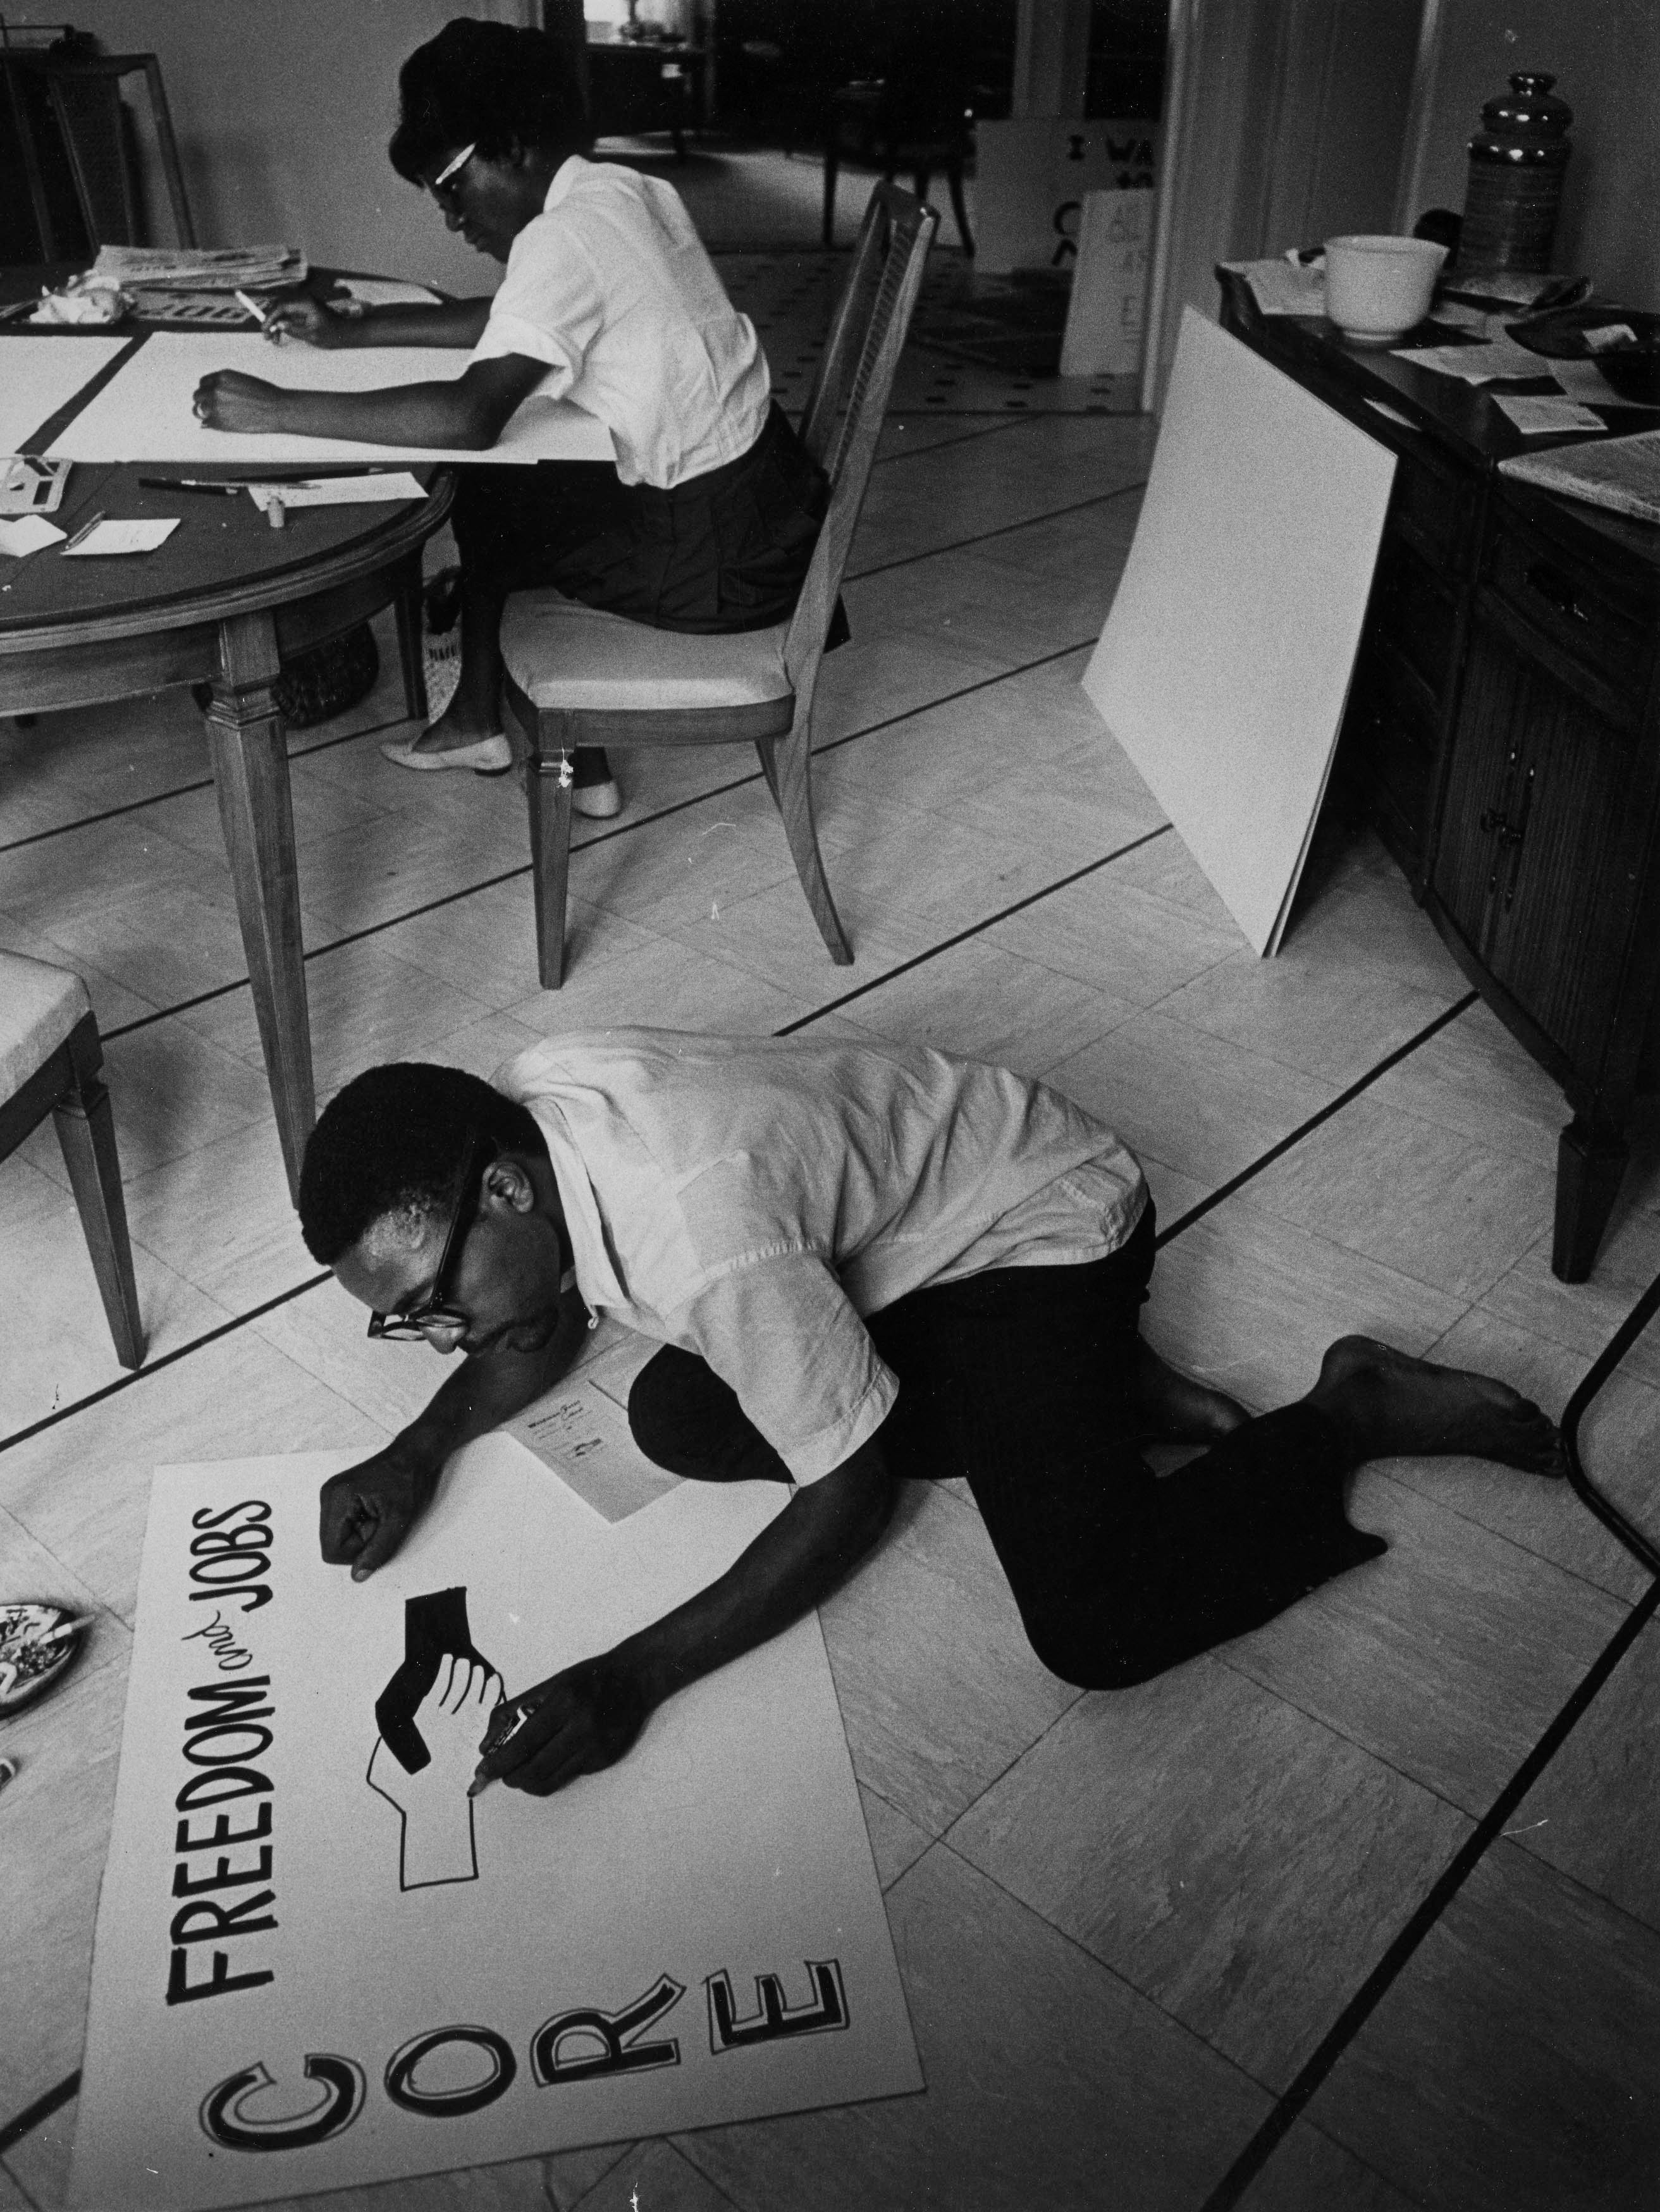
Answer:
[
  {"left": 71, "top": 1438, "right": 920, "bottom": 2208},
  {"left": 974, "top": 117, "right": 1157, "bottom": 276}
]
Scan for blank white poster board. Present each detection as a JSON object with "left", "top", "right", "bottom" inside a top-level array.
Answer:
[
  {"left": 0, "top": 334, "right": 131, "bottom": 452},
  {"left": 71, "top": 1439, "right": 919, "bottom": 2210},
  {"left": 46, "top": 333, "right": 613, "bottom": 467},
  {"left": 1082, "top": 309, "right": 1396, "bottom": 954}
]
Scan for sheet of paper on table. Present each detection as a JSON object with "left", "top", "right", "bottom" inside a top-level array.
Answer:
[
  {"left": 1492, "top": 395, "right": 1608, "bottom": 436},
  {"left": 0, "top": 333, "right": 131, "bottom": 452},
  {"left": 245, "top": 471, "right": 427, "bottom": 511},
  {"left": 0, "top": 513, "right": 66, "bottom": 557},
  {"left": 1501, "top": 426, "right": 1660, "bottom": 525},
  {"left": 1082, "top": 308, "right": 1396, "bottom": 956},
  {"left": 1217, "top": 257, "right": 1325, "bottom": 317},
  {"left": 46, "top": 333, "right": 613, "bottom": 467},
  {"left": 70, "top": 1437, "right": 919, "bottom": 2211},
  {"left": 1392, "top": 337, "right": 1558, "bottom": 385},
  {"left": 61, "top": 517, "right": 180, "bottom": 556},
  {"left": 335, "top": 280, "right": 443, "bottom": 309},
  {"left": 1546, "top": 357, "right": 1635, "bottom": 406}
]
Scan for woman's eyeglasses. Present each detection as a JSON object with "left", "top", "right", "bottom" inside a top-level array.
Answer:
[
  {"left": 425, "top": 143, "right": 477, "bottom": 211},
  {"left": 367, "top": 1129, "right": 493, "bottom": 1342}
]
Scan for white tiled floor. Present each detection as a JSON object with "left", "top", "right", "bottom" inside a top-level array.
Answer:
[{"left": 5, "top": 396, "right": 1660, "bottom": 2212}]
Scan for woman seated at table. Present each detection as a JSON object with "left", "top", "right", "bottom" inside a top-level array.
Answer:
[{"left": 194, "top": 17, "right": 833, "bottom": 820}]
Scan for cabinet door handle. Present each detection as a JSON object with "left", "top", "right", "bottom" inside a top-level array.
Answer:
[
  {"left": 1525, "top": 561, "right": 1589, "bottom": 624},
  {"left": 1503, "top": 766, "right": 1536, "bottom": 909}
]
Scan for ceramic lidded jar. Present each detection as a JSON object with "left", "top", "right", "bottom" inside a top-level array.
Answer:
[{"left": 1458, "top": 72, "right": 1573, "bottom": 273}]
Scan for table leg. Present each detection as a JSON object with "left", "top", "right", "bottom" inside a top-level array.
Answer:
[
  {"left": 392, "top": 550, "right": 429, "bottom": 723},
  {"left": 206, "top": 610, "right": 316, "bottom": 1201}
]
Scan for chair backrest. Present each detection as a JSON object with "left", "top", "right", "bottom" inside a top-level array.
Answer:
[
  {"left": 43, "top": 53, "right": 195, "bottom": 251},
  {"left": 784, "top": 183, "right": 937, "bottom": 701}
]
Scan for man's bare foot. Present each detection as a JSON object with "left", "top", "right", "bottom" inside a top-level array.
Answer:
[
  {"left": 1136, "top": 1341, "right": 1249, "bottom": 1444},
  {"left": 1308, "top": 1336, "right": 1566, "bottom": 1477}
]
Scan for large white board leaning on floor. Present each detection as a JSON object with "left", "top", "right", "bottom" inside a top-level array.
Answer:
[
  {"left": 45, "top": 333, "right": 613, "bottom": 467},
  {"left": 1082, "top": 308, "right": 1397, "bottom": 954},
  {"left": 71, "top": 1436, "right": 920, "bottom": 2211}
]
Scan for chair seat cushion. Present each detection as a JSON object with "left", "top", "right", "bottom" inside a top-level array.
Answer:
[
  {"left": 500, "top": 591, "right": 794, "bottom": 713},
  {"left": 0, "top": 951, "right": 90, "bottom": 1102}
]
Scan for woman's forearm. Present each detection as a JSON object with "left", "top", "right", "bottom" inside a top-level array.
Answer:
[
  {"left": 337, "top": 298, "right": 492, "bottom": 348},
  {"left": 266, "top": 377, "right": 501, "bottom": 449}
]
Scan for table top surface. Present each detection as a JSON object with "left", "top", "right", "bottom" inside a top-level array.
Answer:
[
  {"left": 0, "top": 271, "right": 455, "bottom": 644},
  {"left": 1215, "top": 268, "right": 1660, "bottom": 572}
]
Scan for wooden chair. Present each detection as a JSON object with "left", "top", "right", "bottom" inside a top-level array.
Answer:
[
  {"left": 0, "top": 954, "right": 144, "bottom": 1371},
  {"left": 822, "top": 81, "right": 974, "bottom": 255},
  {"left": 500, "top": 183, "right": 938, "bottom": 988}
]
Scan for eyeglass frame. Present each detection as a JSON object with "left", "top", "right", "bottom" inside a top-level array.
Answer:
[
  {"left": 424, "top": 142, "right": 477, "bottom": 210},
  {"left": 366, "top": 1128, "right": 495, "bottom": 1342}
]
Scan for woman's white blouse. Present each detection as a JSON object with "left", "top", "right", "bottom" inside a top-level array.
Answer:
[{"left": 472, "top": 156, "right": 772, "bottom": 488}]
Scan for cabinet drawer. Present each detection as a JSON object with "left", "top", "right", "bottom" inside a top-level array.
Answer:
[
  {"left": 1368, "top": 544, "right": 1459, "bottom": 701},
  {"left": 1386, "top": 446, "right": 1476, "bottom": 574},
  {"left": 1485, "top": 525, "right": 1656, "bottom": 701}
]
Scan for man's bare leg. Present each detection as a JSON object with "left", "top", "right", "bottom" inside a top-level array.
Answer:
[
  {"left": 1306, "top": 1336, "right": 1566, "bottom": 1476},
  {"left": 1136, "top": 1339, "right": 1249, "bottom": 1444}
]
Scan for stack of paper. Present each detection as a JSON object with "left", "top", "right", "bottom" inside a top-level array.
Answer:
[{"left": 90, "top": 244, "right": 306, "bottom": 292}]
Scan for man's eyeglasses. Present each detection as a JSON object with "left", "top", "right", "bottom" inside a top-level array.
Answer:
[
  {"left": 425, "top": 142, "right": 476, "bottom": 211},
  {"left": 367, "top": 1129, "right": 493, "bottom": 1342}
]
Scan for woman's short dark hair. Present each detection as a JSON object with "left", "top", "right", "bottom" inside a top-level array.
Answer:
[
  {"left": 297, "top": 1061, "right": 546, "bottom": 1266},
  {"left": 388, "top": 19, "right": 591, "bottom": 183}
]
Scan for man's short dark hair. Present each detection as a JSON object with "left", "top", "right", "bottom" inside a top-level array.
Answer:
[
  {"left": 297, "top": 1062, "right": 546, "bottom": 1267},
  {"left": 388, "top": 19, "right": 591, "bottom": 184}
]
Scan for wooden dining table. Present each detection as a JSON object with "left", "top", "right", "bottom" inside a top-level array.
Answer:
[{"left": 1, "top": 303, "right": 455, "bottom": 1200}]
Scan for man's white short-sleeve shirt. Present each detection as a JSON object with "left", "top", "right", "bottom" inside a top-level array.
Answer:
[
  {"left": 498, "top": 1031, "right": 1148, "bottom": 1486},
  {"left": 472, "top": 156, "right": 771, "bottom": 488}
]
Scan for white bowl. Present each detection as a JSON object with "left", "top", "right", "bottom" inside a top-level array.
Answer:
[{"left": 1324, "top": 234, "right": 1448, "bottom": 347}]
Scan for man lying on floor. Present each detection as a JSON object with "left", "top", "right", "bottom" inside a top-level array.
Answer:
[{"left": 297, "top": 1030, "right": 1566, "bottom": 1798}]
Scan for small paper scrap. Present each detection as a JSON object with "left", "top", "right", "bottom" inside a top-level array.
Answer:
[
  {"left": 246, "top": 471, "right": 426, "bottom": 510},
  {"left": 0, "top": 513, "right": 66, "bottom": 557},
  {"left": 61, "top": 518, "right": 180, "bottom": 556},
  {"left": 1394, "top": 338, "right": 1556, "bottom": 385},
  {"left": 1582, "top": 324, "right": 1638, "bottom": 355},
  {"left": 1493, "top": 395, "right": 1608, "bottom": 436},
  {"left": 1363, "top": 398, "right": 1418, "bottom": 431}
]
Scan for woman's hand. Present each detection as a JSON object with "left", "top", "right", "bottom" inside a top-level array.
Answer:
[
  {"left": 261, "top": 298, "right": 359, "bottom": 349},
  {"left": 193, "top": 370, "right": 290, "bottom": 436}
]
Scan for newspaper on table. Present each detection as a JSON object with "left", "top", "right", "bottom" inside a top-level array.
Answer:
[{"left": 91, "top": 245, "right": 307, "bottom": 292}]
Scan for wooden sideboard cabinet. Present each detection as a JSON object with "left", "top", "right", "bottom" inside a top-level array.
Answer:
[{"left": 1217, "top": 270, "right": 1660, "bottom": 1281}]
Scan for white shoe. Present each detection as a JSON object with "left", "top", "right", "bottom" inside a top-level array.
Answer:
[
  {"left": 571, "top": 776, "right": 623, "bottom": 820},
  {"left": 381, "top": 733, "right": 512, "bottom": 776}
]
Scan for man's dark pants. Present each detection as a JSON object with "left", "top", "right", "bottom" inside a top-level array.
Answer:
[{"left": 626, "top": 1205, "right": 1385, "bottom": 1690}]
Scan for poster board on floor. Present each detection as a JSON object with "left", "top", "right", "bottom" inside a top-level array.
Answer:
[
  {"left": 974, "top": 118, "right": 1157, "bottom": 275},
  {"left": 70, "top": 1437, "right": 920, "bottom": 2211},
  {"left": 0, "top": 334, "right": 131, "bottom": 453},
  {"left": 1081, "top": 309, "right": 1396, "bottom": 954},
  {"left": 1059, "top": 189, "right": 1155, "bottom": 378},
  {"left": 46, "top": 333, "right": 613, "bottom": 467}
]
